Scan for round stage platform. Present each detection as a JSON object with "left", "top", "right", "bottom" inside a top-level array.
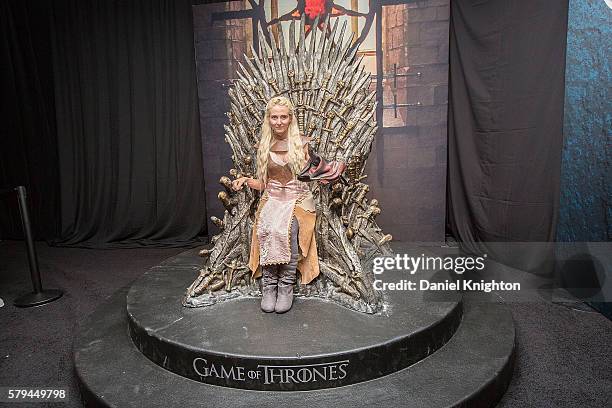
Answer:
[{"left": 74, "top": 246, "right": 516, "bottom": 407}]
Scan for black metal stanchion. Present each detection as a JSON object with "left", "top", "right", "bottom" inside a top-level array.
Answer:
[{"left": 3, "top": 186, "right": 63, "bottom": 307}]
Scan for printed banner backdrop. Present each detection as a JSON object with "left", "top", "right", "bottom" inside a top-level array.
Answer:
[
  {"left": 558, "top": 0, "right": 612, "bottom": 242},
  {"left": 192, "top": 0, "right": 450, "bottom": 241}
]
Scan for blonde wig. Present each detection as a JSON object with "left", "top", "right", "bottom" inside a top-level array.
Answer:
[{"left": 256, "top": 96, "right": 304, "bottom": 184}]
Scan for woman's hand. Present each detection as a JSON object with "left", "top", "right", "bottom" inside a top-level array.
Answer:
[{"left": 232, "top": 177, "right": 249, "bottom": 191}]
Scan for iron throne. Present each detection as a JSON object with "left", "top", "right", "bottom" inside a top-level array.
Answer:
[{"left": 184, "top": 17, "right": 392, "bottom": 314}]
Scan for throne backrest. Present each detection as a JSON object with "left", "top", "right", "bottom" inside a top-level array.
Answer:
[{"left": 224, "top": 17, "right": 378, "bottom": 186}]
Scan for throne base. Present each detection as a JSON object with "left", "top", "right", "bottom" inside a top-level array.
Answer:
[{"left": 74, "top": 247, "right": 515, "bottom": 406}]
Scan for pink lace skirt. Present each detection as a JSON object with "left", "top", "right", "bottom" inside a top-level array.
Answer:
[{"left": 256, "top": 180, "right": 310, "bottom": 265}]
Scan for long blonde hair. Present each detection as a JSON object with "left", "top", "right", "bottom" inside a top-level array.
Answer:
[{"left": 256, "top": 96, "right": 304, "bottom": 184}]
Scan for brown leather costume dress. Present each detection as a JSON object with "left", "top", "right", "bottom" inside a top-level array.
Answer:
[{"left": 248, "top": 137, "right": 320, "bottom": 284}]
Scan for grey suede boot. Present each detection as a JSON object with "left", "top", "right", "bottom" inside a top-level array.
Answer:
[
  {"left": 261, "top": 266, "right": 278, "bottom": 313},
  {"left": 275, "top": 218, "right": 299, "bottom": 314},
  {"left": 275, "top": 270, "right": 296, "bottom": 313}
]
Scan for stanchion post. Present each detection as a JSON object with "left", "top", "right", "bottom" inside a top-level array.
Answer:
[
  {"left": 16, "top": 186, "right": 42, "bottom": 292},
  {"left": 11, "top": 185, "right": 63, "bottom": 307}
]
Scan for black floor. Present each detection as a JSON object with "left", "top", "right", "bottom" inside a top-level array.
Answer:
[{"left": 1, "top": 241, "right": 611, "bottom": 407}]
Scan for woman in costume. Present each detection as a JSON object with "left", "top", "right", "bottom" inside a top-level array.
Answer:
[{"left": 232, "top": 96, "right": 320, "bottom": 314}]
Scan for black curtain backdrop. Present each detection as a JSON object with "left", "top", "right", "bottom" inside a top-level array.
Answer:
[
  {"left": 447, "top": 0, "right": 568, "bottom": 268},
  {"left": 1, "top": 1, "right": 60, "bottom": 240},
  {"left": 2, "top": 0, "right": 207, "bottom": 247},
  {"left": 48, "top": 0, "right": 206, "bottom": 247},
  {"left": 3, "top": 0, "right": 571, "bottom": 252}
]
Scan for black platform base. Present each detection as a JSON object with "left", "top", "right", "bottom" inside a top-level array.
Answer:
[
  {"left": 74, "top": 247, "right": 516, "bottom": 407},
  {"left": 75, "top": 289, "right": 515, "bottom": 407},
  {"left": 126, "top": 249, "right": 463, "bottom": 391}
]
